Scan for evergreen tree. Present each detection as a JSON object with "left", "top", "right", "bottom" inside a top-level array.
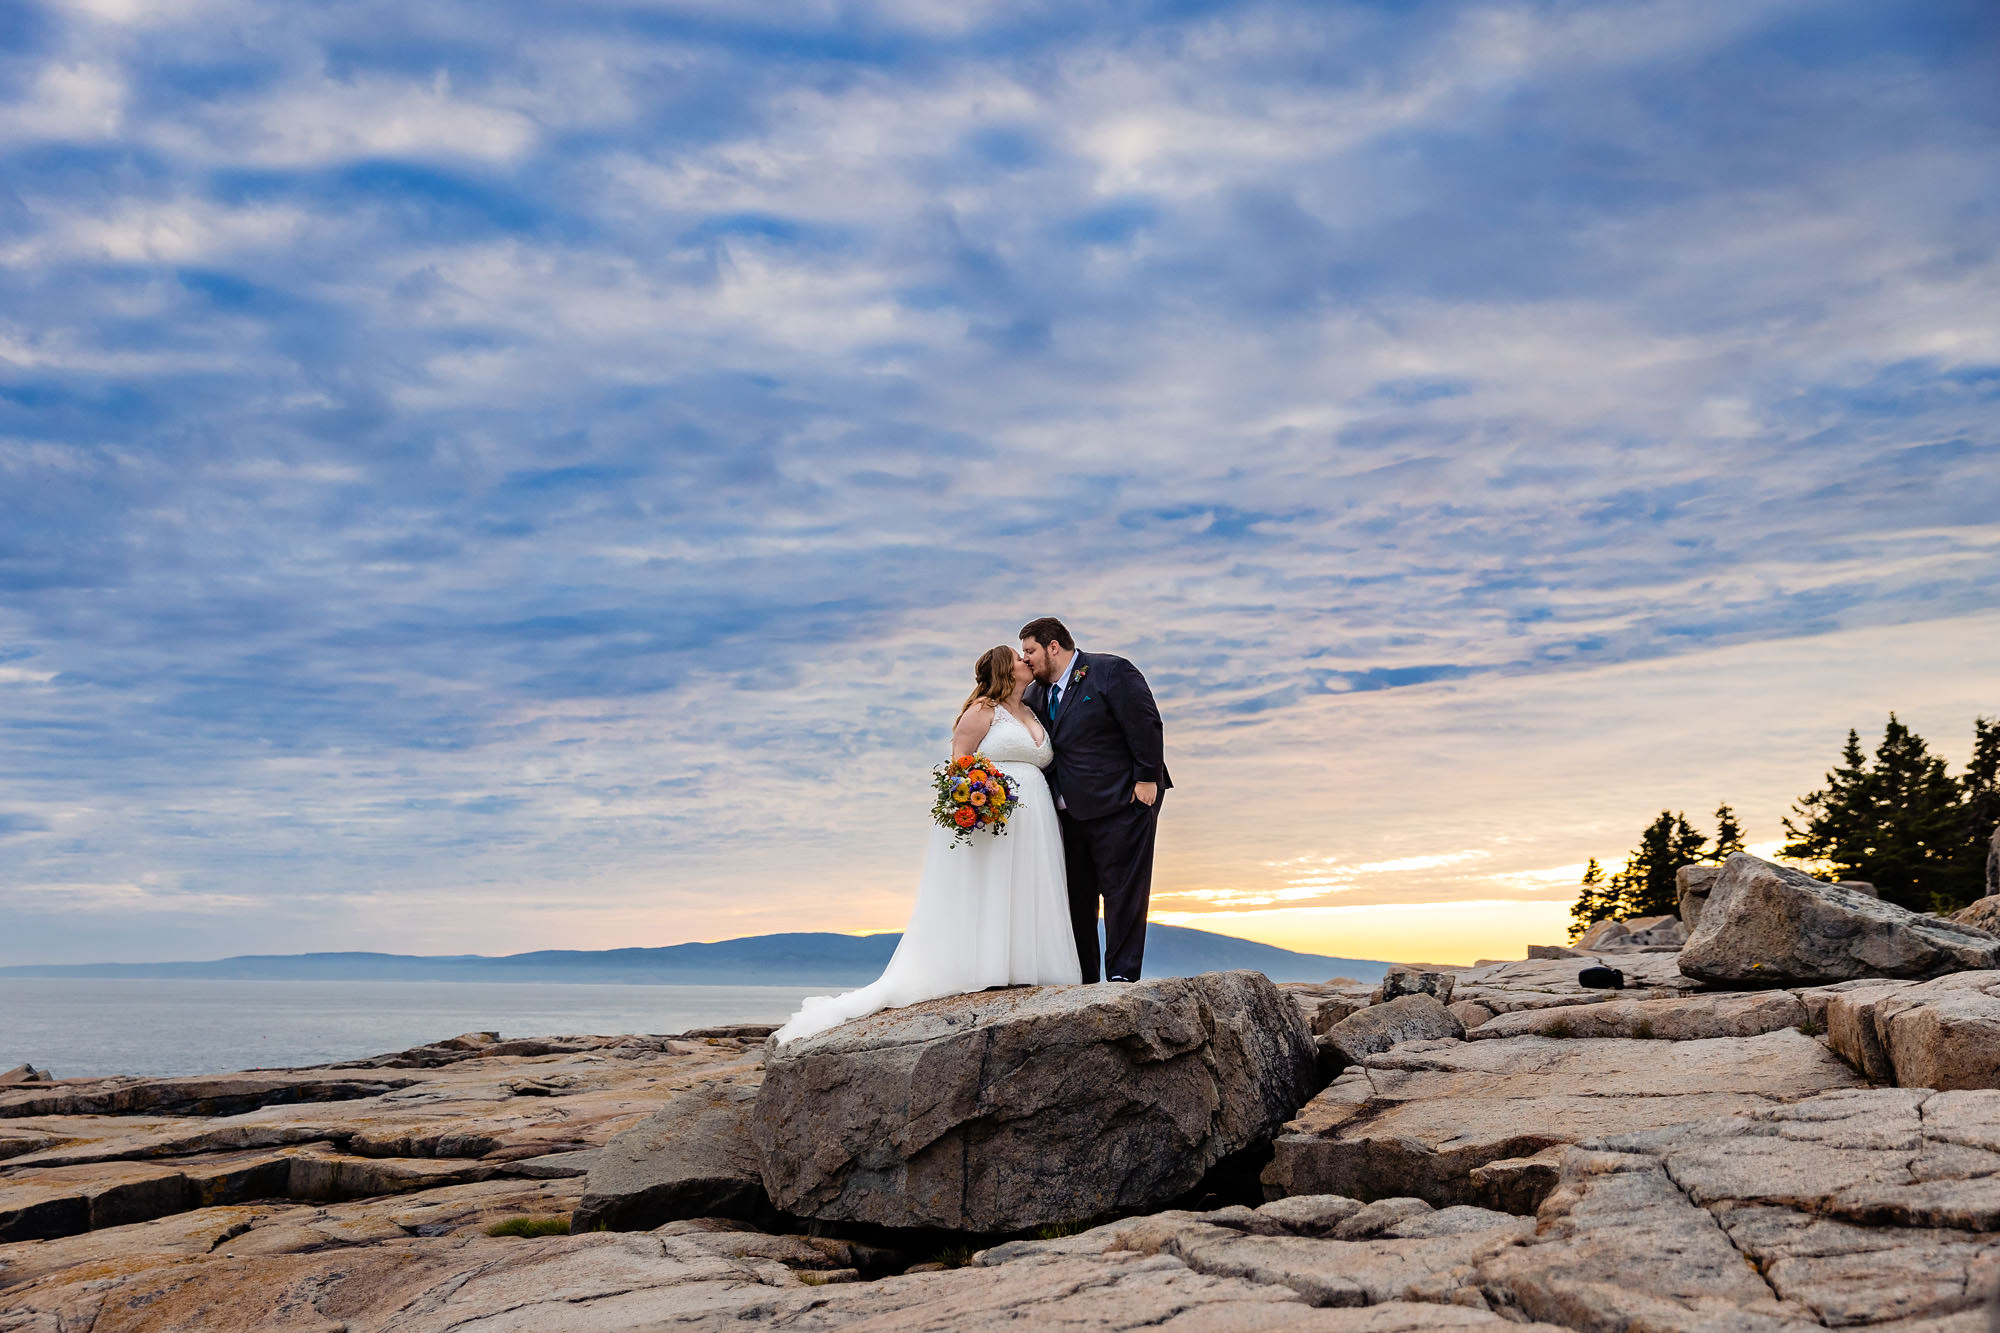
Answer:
[
  {"left": 1567, "top": 858, "right": 1613, "bottom": 942},
  {"left": 1783, "top": 729, "right": 1872, "bottom": 879},
  {"left": 1710, "top": 804, "right": 1746, "bottom": 860},
  {"left": 1607, "top": 811, "right": 1706, "bottom": 919},
  {"left": 1783, "top": 715, "right": 1968, "bottom": 912},
  {"left": 1959, "top": 717, "right": 1999, "bottom": 901}
]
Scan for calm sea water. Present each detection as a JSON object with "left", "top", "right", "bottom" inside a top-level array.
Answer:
[{"left": 0, "top": 979, "right": 818, "bottom": 1079}]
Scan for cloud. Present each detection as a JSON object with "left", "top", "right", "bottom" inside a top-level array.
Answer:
[
  {"left": 48, "top": 0, "right": 233, "bottom": 26},
  {"left": 0, "top": 61, "right": 123, "bottom": 142},
  {"left": 149, "top": 72, "right": 540, "bottom": 168},
  {"left": 0, "top": 0, "right": 1994, "bottom": 962},
  {"left": 4, "top": 875, "right": 254, "bottom": 914}
]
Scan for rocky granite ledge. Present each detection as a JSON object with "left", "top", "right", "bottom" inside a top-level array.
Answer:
[
  {"left": 10, "top": 856, "right": 2000, "bottom": 1331},
  {"left": 9, "top": 1085, "right": 2000, "bottom": 1329}
]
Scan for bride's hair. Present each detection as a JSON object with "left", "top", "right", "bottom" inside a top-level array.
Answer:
[{"left": 958, "top": 645, "right": 1017, "bottom": 719}]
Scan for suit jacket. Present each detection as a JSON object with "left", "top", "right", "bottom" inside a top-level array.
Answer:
[{"left": 1026, "top": 650, "right": 1172, "bottom": 822}]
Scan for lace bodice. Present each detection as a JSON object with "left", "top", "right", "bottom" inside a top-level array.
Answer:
[{"left": 972, "top": 705, "right": 1053, "bottom": 768}]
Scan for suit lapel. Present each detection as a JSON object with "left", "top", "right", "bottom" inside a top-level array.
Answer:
[{"left": 1050, "top": 651, "right": 1086, "bottom": 736}]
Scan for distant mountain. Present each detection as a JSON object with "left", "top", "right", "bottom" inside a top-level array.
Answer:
[{"left": 0, "top": 925, "right": 1390, "bottom": 986}]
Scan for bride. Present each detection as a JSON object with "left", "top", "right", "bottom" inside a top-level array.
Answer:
[{"left": 773, "top": 645, "right": 1081, "bottom": 1044}]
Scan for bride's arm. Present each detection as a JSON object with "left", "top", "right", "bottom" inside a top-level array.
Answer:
[{"left": 950, "top": 703, "right": 993, "bottom": 758}]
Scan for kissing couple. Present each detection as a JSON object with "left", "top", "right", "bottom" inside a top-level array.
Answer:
[{"left": 775, "top": 617, "right": 1171, "bottom": 1044}]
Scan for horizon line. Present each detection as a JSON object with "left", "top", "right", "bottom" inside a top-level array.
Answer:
[{"left": 0, "top": 920, "right": 1390, "bottom": 972}]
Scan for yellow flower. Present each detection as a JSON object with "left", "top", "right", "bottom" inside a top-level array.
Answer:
[{"left": 952, "top": 782, "right": 971, "bottom": 801}]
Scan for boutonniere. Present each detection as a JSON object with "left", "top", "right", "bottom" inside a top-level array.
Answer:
[{"left": 1070, "top": 660, "right": 1090, "bottom": 686}]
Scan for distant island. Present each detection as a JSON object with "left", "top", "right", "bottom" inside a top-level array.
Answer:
[{"left": 0, "top": 924, "right": 1391, "bottom": 987}]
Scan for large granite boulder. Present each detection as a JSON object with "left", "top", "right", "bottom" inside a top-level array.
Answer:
[
  {"left": 1306, "top": 995, "right": 1370, "bottom": 1034},
  {"left": 1572, "top": 919, "right": 1628, "bottom": 950},
  {"left": 1619, "top": 914, "right": 1686, "bottom": 947},
  {"left": 1447, "top": 1000, "right": 1495, "bottom": 1030},
  {"left": 753, "top": 972, "right": 1316, "bottom": 1232},
  {"left": 1278, "top": 981, "right": 1376, "bottom": 1036},
  {"left": 1262, "top": 1030, "right": 1860, "bottom": 1213},
  {"left": 572, "top": 1075, "right": 772, "bottom": 1232},
  {"left": 1814, "top": 970, "right": 2000, "bottom": 1089},
  {"left": 1319, "top": 994, "right": 1463, "bottom": 1072},
  {"left": 1675, "top": 863, "right": 1722, "bottom": 932},
  {"left": 1575, "top": 914, "right": 1685, "bottom": 951},
  {"left": 1679, "top": 852, "right": 2000, "bottom": 985},
  {"left": 1950, "top": 894, "right": 2000, "bottom": 934}
]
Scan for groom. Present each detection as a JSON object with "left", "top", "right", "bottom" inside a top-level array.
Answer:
[{"left": 1019, "top": 617, "right": 1172, "bottom": 983}]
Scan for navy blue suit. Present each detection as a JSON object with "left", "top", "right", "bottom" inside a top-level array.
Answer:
[{"left": 1026, "top": 650, "right": 1172, "bottom": 981}]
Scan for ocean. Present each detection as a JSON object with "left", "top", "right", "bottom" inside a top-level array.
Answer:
[{"left": 0, "top": 979, "right": 819, "bottom": 1079}]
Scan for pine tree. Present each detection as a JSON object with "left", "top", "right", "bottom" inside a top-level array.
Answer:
[
  {"left": 1784, "top": 715, "right": 1968, "bottom": 912},
  {"left": 1710, "top": 804, "right": 1746, "bottom": 860},
  {"left": 1567, "top": 858, "right": 1614, "bottom": 942},
  {"left": 1958, "top": 717, "right": 1999, "bottom": 902},
  {"left": 1607, "top": 811, "right": 1705, "bottom": 919},
  {"left": 1783, "top": 728, "right": 1873, "bottom": 881},
  {"left": 1865, "top": 716, "right": 1965, "bottom": 911},
  {"left": 1671, "top": 812, "right": 1708, "bottom": 876}
]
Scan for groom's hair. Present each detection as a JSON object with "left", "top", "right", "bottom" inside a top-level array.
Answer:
[{"left": 1018, "top": 616, "right": 1074, "bottom": 651}]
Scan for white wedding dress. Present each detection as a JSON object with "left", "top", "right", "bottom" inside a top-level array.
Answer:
[{"left": 773, "top": 704, "right": 1081, "bottom": 1044}]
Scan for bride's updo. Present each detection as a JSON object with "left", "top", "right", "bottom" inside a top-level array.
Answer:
[{"left": 959, "top": 645, "right": 1017, "bottom": 719}]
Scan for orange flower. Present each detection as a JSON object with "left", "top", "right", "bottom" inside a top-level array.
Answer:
[
  {"left": 969, "top": 790, "right": 988, "bottom": 806},
  {"left": 953, "top": 806, "right": 977, "bottom": 827},
  {"left": 953, "top": 755, "right": 974, "bottom": 771}
]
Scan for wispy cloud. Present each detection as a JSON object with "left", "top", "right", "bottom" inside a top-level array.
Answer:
[{"left": 1, "top": 0, "right": 1995, "bottom": 962}]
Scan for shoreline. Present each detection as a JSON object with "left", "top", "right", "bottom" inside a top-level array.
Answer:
[{"left": 10, "top": 881, "right": 2000, "bottom": 1330}]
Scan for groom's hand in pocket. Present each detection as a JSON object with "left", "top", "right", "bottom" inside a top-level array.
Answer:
[{"left": 1133, "top": 781, "right": 1158, "bottom": 807}]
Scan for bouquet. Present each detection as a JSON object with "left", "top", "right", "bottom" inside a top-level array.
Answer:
[{"left": 931, "top": 753, "right": 1020, "bottom": 846}]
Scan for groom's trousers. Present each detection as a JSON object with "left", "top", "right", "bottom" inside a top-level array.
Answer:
[{"left": 1059, "top": 796, "right": 1162, "bottom": 983}]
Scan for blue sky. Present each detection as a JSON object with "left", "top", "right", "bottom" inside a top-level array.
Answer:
[{"left": 2, "top": 0, "right": 1996, "bottom": 965}]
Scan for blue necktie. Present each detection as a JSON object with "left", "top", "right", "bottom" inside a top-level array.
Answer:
[{"left": 1048, "top": 683, "right": 1062, "bottom": 722}]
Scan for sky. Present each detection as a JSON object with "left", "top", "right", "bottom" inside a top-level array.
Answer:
[{"left": 2, "top": 0, "right": 1996, "bottom": 968}]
